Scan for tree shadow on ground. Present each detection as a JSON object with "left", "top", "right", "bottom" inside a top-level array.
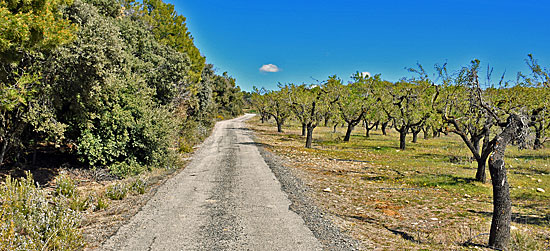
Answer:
[
  {"left": 338, "top": 214, "right": 421, "bottom": 243},
  {"left": 236, "top": 141, "right": 273, "bottom": 149},
  {"left": 336, "top": 213, "right": 377, "bottom": 224},
  {"left": 510, "top": 154, "right": 549, "bottom": 161},
  {"left": 467, "top": 210, "right": 550, "bottom": 227},
  {"left": 383, "top": 226, "right": 420, "bottom": 243}
]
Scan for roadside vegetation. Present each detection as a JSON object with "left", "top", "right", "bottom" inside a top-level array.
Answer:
[
  {"left": 1, "top": 0, "right": 244, "bottom": 248},
  {"left": 249, "top": 118, "right": 549, "bottom": 250}
]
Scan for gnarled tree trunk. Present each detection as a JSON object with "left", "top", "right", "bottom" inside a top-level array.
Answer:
[
  {"left": 398, "top": 127, "right": 407, "bottom": 150},
  {"left": 381, "top": 121, "right": 388, "bottom": 136},
  {"left": 487, "top": 114, "right": 527, "bottom": 250},
  {"left": 344, "top": 124, "right": 354, "bottom": 142},
  {"left": 305, "top": 123, "right": 315, "bottom": 148}
]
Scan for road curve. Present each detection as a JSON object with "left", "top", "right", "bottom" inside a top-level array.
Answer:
[{"left": 101, "top": 114, "right": 323, "bottom": 250}]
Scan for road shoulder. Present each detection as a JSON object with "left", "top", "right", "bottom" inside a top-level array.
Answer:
[{"left": 257, "top": 143, "right": 361, "bottom": 250}]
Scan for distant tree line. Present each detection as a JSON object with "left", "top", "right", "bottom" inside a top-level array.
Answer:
[
  {"left": 0, "top": 0, "right": 245, "bottom": 176},
  {"left": 251, "top": 56, "right": 549, "bottom": 250}
]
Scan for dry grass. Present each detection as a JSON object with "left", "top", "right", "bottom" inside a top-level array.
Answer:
[{"left": 248, "top": 117, "right": 550, "bottom": 251}]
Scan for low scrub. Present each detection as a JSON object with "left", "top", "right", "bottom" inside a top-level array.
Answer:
[{"left": 0, "top": 172, "right": 84, "bottom": 250}]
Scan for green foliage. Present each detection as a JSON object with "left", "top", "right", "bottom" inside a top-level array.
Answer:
[
  {"left": 94, "top": 196, "right": 109, "bottom": 211},
  {"left": 105, "top": 182, "right": 128, "bottom": 200},
  {"left": 0, "top": 173, "right": 84, "bottom": 250},
  {"left": 138, "top": 0, "right": 205, "bottom": 83},
  {"left": 264, "top": 84, "right": 292, "bottom": 131},
  {"left": 0, "top": 0, "right": 241, "bottom": 176},
  {"left": 0, "top": 0, "right": 76, "bottom": 166},
  {"left": 55, "top": 173, "right": 76, "bottom": 197},
  {"left": 0, "top": 0, "right": 76, "bottom": 61},
  {"left": 251, "top": 86, "right": 269, "bottom": 122},
  {"left": 129, "top": 177, "right": 147, "bottom": 194}
]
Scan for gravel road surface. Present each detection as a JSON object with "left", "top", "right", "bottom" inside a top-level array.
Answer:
[{"left": 101, "top": 114, "right": 325, "bottom": 250}]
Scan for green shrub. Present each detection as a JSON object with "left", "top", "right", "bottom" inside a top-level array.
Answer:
[
  {"left": 0, "top": 172, "right": 84, "bottom": 250},
  {"left": 55, "top": 173, "right": 76, "bottom": 197},
  {"left": 129, "top": 178, "right": 147, "bottom": 195},
  {"left": 107, "top": 158, "right": 148, "bottom": 178},
  {"left": 69, "top": 195, "right": 93, "bottom": 212},
  {"left": 178, "top": 140, "right": 194, "bottom": 153},
  {"left": 105, "top": 183, "right": 128, "bottom": 200},
  {"left": 95, "top": 196, "right": 109, "bottom": 211}
]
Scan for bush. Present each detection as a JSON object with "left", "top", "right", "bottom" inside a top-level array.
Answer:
[{"left": 0, "top": 172, "right": 84, "bottom": 250}]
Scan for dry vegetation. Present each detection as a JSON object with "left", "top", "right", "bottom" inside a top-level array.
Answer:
[
  {"left": 0, "top": 155, "right": 190, "bottom": 250},
  {"left": 248, "top": 117, "right": 550, "bottom": 250}
]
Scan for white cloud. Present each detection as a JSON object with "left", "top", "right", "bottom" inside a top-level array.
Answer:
[
  {"left": 259, "top": 64, "right": 280, "bottom": 73},
  {"left": 361, "top": 72, "right": 371, "bottom": 78}
]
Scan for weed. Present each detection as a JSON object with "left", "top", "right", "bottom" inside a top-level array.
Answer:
[
  {"left": 509, "top": 230, "right": 544, "bottom": 251},
  {"left": 55, "top": 173, "right": 76, "bottom": 197},
  {"left": 105, "top": 183, "right": 128, "bottom": 200},
  {"left": 95, "top": 196, "right": 109, "bottom": 211},
  {"left": 129, "top": 178, "right": 147, "bottom": 195}
]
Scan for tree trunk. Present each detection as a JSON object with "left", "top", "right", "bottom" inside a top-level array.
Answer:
[
  {"left": 324, "top": 115, "right": 329, "bottom": 127},
  {"left": 305, "top": 124, "right": 315, "bottom": 148},
  {"left": 433, "top": 128, "right": 440, "bottom": 138},
  {"left": 472, "top": 137, "right": 480, "bottom": 154},
  {"left": 276, "top": 121, "right": 282, "bottom": 132},
  {"left": 364, "top": 121, "right": 378, "bottom": 138},
  {"left": 381, "top": 121, "right": 388, "bottom": 136},
  {"left": 333, "top": 123, "right": 338, "bottom": 133},
  {"left": 488, "top": 154, "right": 511, "bottom": 250},
  {"left": 423, "top": 126, "right": 430, "bottom": 139},
  {"left": 487, "top": 114, "right": 525, "bottom": 250},
  {"left": 399, "top": 128, "right": 407, "bottom": 150},
  {"left": 344, "top": 124, "right": 354, "bottom": 142},
  {"left": 301, "top": 123, "right": 306, "bottom": 136},
  {"left": 475, "top": 159, "right": 486, "bottom": 183},
  {"left": 0, "top": 139, "right": 8, "bottom": 166},
  {"left": 412, "top": 130, "right": 420, "bottom": 143},
  {"left": 534, "top": 126, "right": 542, "bottom": 149}
]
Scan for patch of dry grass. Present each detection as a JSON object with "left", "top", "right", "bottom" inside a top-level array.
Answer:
[{"left": 248, "top": 118, "right": 550, "bottom": 250}]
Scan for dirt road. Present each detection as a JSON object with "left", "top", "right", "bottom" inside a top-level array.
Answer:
[{"left": 101, "top": 114, "right": 323, "bottom": 250}]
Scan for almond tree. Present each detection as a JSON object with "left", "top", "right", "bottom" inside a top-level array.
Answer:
[
  {"left": 251, "top": 86, "right": 269, "bottom": 123},
  {"left": 434, "top": 61, "right": 496, "bottom": 182},
  {"left": 264, "top": 85, "right": 292, "bottom": 132},
  {"left": 327, "top": 74, "right": 368, "bottom": 142},
  {"left": 521, "top": 54, "right": 550, "bottom": 149},
  {"left": 382, "top": 68, "right": 436, "bottom": 150},
  {"left": 289, "top": 82, "right": 329, "bottom": 148},
  {"left": 462, "top": 60, "right": 531, "bottom": 250}
]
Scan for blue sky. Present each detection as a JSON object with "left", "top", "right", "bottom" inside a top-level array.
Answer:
[{"left": 167, "top": 0, "right": 550, "bottom": 91}]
